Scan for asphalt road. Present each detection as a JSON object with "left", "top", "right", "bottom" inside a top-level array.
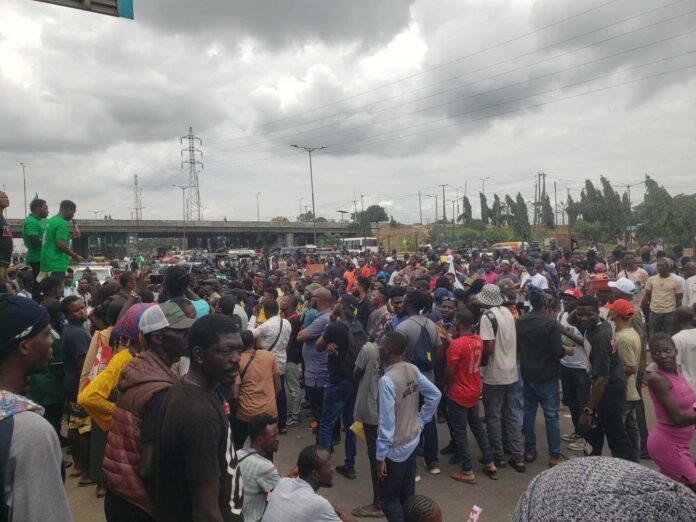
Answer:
[{"left": 65, "top": 392, "right": 691, "bottom": 522}]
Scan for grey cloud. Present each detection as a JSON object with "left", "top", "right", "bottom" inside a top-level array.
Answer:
[{"left": 137, "top": 0, "right": 414, "bottom": 50}]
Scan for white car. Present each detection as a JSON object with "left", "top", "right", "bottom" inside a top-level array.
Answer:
[{"left": 73, "top": 265, "right": 114, "bottom": 284}]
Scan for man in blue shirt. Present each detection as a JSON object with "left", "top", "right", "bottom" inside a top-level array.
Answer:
[
  {"left": 297, "top": 287, "right": 333, "bottom": 439},
  {"left": 376, "top": 332, "right": 440, "bottom": 522}
]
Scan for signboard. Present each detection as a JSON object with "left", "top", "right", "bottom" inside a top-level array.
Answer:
[
  {"left": 305, "top": 264, "right": 325, "bottom": 278},
  {"left": 34, "top": 0, "right": 134, "bottom": 19}
]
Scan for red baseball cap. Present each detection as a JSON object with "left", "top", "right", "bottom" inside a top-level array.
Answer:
[
  {"left": 605, "top": 299, "right": 634, "bottom": 319},
  {"left": 562, "top": 288, "right": 582, "bottom": 300}
]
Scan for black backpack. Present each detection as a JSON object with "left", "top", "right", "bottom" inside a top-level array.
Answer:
[
  {"left": 410, "top": 317, "right": 436, "bottom": 372},
  {"left": 340, "top": 319, "right": 367, "bottom": 380}
]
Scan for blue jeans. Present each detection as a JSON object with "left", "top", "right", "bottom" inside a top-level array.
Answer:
[
  {"left": 523, "top": 379, "right": 561, "bottom": 458},
  {"left": 448, "top": 399, "right": 494, "bottom": 473},
  {"left": 318, "top": 379, "right": 357, "bottom": 468}
]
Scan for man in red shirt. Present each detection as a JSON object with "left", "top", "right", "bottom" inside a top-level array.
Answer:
[{"left": 445, "top": 307, "right": 498, "bottom": 484}]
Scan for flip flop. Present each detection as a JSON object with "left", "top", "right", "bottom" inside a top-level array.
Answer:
[
  {"left": 77, "top": 479, "right": 97, "bottom": 487},
  {"left": 482, "top": 465, "right": 499, "bottom": 480},
  {"left": 351, "top": 506, "right": 385, "bottom": 518},
  {"left": 508, "top": 458, "right": 526, "bottom": 473},
  {"left": 69, "top": 468, "right": 82, "bottom": 478}
]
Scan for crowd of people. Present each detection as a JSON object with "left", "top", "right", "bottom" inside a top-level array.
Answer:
[{"left": 1, "top": 192, "right": 696, "bottom": 522}]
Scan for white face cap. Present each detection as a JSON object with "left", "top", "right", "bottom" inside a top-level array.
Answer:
[{"left": 608, "top": 278, "right": 636, "bottom": 295}]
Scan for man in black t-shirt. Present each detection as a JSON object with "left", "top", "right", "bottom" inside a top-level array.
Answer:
[
  {"left": 155, "top": 314, "right": 244, "bottom": 522},
  {"left": 316, "top": 294, "right": 365, "bottom": 481},
  {"left": 574, "top": 295, "right": 637, "bottom": 462},
  {"left": 0, "top": 191, "right": 13, "bottom": 288}
]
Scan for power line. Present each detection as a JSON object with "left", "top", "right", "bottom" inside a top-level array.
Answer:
[
  {"left": 207, "top": 53, "right": 696, "bottom": 170},
  {"left": 205, "top": 0, "right": 625, "bottom": 144},
  {"left": 207, "top": 0, "right": 691, "bottom": 155}
]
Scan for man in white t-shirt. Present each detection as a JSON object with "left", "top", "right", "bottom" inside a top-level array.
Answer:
[
  {"left": 672, "top": 306, "right": 696, "bottom": 393},
  {"left": 519, "top": 261, "right": 549, "bottom": 312},
  {"left": 475, "top": 284, "right": 525, "bottom": 471}
]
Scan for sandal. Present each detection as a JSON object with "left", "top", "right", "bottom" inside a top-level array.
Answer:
[
  {"left": 78, "top": 479, "right": 97, "bottom": 487},
  {"left": 351, "top": 506, "right": 385, "bottom": 518},
  {"left": 524, "top": 451, "right": 538, "bottom": 463},
  {"left": 508, "top": 458, "right": 526, "bottom": 473},
  {"left": 482, "top": 465, "right": 499, "bottom": 480}
]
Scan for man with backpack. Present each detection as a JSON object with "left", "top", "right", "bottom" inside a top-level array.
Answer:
[
  {"left": 395, "top": 291, "right": 444, "bottom": 475},
  {"left": 475, "top": 284, "right": 526, "bottom": 472},
  {"left": 316, "top": 294, "right": 367, "bottom": 480}
]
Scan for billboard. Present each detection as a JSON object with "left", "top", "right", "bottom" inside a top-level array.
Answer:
[{"left": 33, "top": 0, "right": 133, "bottom": 19}]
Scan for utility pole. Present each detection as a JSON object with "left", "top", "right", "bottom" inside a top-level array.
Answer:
[
  {"left": 353, "top": 193, "right": 359, "bottom": 224},
  {"left": 534, "top": 176, "right": 539, "bottom": 229},
  {"left": 360, "top": 194, "right": 366, "bottom": 246},
  {"left": 291, "top": 144, "right": 326, "bottom": 245},
  {"left": 299, "top": 197, "right": 303, "bottom": 219},
  {"left": 172, "top": 184, "right": 189, "bottom": 249},
  {"left": 256, "top": 192, "right": 260, "bottom": 221},
  {"left": 418, "top": 191, "right": 423, "bottom": 224},
  {"left": 425, "top": 194, "right": 438, "bottom": 245},
  {"left": 180, "top": 127, "right": 204, "bottom": 221},
  {"left": 451, "top": 200, "right": 455, "bottom": 243},
  {"left": 554, "top": 180, "right": 558, "bottom": 228},
  {"left": 479, "top": 177, "right": 490, "bottom": 196},
  {"left": 438, "top": 184, "right": 447, "bottom": 224},
  {"left": 19, "top": 162, "right": 27, "bottom": 218}
]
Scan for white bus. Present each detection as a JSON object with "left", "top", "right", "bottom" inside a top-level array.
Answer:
[{"left": 341, "top": 237, "right": 378, "bottom": 254}]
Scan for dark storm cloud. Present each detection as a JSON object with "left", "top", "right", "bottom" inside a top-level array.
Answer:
[{"left": 137, "top": 0, "right": 414, "bottom": 49}]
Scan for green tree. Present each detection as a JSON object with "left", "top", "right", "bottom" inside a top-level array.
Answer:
[
  {"left": 505, "top": 195, "right": 517, "bottom": 228},
  {"left": 479, "top": 192, "right": 489, "bottom": 225},
  {"left": 491, "top": 194, "right": 502, "bottom": 227},
  {"left": 513, "top": 193, "right": 531, "bottom": 238},
  {"left": 458, "top": 196, "right": 473, "bottom": 223},
  {"left": 541, "top": 194, "right": 555, "bottom": 229},
  {"left": 352, "top": 204, "right": 388, "bottom": 224},
  {"left": 599, "top": 176, "right": 623, "bottom": 237},
  {"left": 634, "top": 175, "right": 675, "bottom": 241},
  {"left": 567, "top": 193, "right": 579, "bottom": 227}
]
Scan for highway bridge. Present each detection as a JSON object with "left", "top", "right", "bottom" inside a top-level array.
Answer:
[{"left": 7, "top": 219, "right": 352, "bottom": 256}]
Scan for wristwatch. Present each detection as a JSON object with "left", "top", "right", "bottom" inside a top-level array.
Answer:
[{"left": 582, "top": 407, "right": 593, "bottom": 415}]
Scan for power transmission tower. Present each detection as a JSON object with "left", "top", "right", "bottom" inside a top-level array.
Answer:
[
  {"left": 181, "top": 126, "right": 204, "bottom": 221},
  {"left": 133, "top": 174, "right": 143, "bottom": 221}
]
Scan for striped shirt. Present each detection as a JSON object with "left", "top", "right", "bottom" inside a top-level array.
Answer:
[{"left": 238, "top": 448, "right": 280, "bottom": 522}]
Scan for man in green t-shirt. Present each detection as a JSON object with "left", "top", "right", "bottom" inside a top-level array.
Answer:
[
  {"left": 40, "top": 200, "right": 83, "bottom": 283},
  {"left": 23, "top": 198, "right": 49, "bottom": 298}
]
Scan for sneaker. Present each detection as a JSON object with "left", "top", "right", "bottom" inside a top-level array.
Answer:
[
  {"left": 425, "top": 461, "right": 441, "bottom": 475},
  {"left": 561, "top": 432, "right": 581, "bottom": 442},
  {"left": 567, "top": 438, "right": 586, "bottom": 452},
  {"left": 548, "top": 454, "right": 569, "bottom": 467},
  {"left": 285, "top": 418, "right": 299, "bottom": 428},
  {"left": 335, "top": 465, "right": 357, "bottom": 480},
  {"left": 415, "top": 474, "right": 421, "bottom": 483}
]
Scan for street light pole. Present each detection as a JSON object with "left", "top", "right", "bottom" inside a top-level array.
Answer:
[
  {"left": 172, "top": 184, "right": 189, "bottom": 250},
  {"left": 480, "top": 176, "right": 490, "bottom": 195},
  {"left": 291, "top": 144, "right": 326, "bottom": 245},
  {"left": 256, "top": 192, "right": 261, "bottom": 221},
  {"left": 19, "top": 162, "right": 27, "bottom": 217}
]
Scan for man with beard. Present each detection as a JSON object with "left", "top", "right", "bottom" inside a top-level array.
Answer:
[{"left": 155, "top": 314, "right": 244, "bottom": 522}]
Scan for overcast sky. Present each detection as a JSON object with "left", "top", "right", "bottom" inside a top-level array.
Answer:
[{"left": 1, "top": 0, "right": 694, "bottom": 223}]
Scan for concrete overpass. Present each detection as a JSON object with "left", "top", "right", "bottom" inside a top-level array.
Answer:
[{"left": 7, "top": 219, "right": 352, "bottom": 257}]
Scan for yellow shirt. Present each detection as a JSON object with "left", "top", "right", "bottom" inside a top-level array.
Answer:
[
  {"left": 77, "top": 349, "right": 134, "bottom": 431},
  {"left": 645, "top": 275, "right": 684, "bottom": 313}
]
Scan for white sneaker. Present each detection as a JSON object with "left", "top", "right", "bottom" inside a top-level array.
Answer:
[
  {"left": 561, "top": 432, "right": 581, "bottom": 442},
  {"left": 567, "top": 438, "right": 586, "bottom": 452},
  {"left": 415, "top": 474, "right": 421, "bottom": 482},
  {"left": 425, "top": 462, "right": 441, "bottom": 475}
]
